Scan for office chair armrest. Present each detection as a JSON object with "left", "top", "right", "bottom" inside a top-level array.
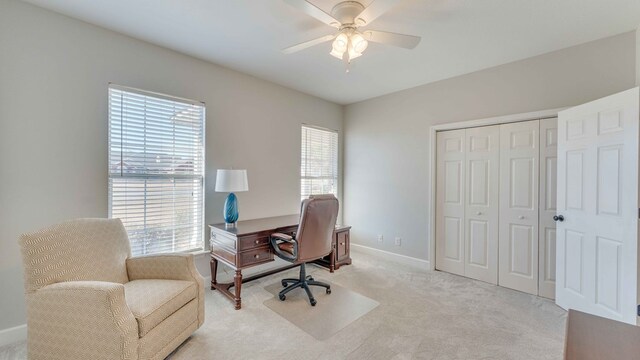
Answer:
[
  {"left": 270, "top": 233, "right": 298, "bottom": 262},
  {"left": 271, "top": 232, "right": 294, "bottom": 241}
]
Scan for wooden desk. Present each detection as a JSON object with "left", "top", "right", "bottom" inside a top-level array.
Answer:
[
  {"left": 564, "top": 310, "right": 640, "bottom": 359},
  {"left": 209, "top": 215, "right": 351, "bottom": 309}
]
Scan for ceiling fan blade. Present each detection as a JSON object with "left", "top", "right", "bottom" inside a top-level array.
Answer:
[
  {"left": 283, "top": 0, "right": 340, "bottom": 28},
  {"left": 282, "top": 34, "right": 335, "bottom": 54},
  {"left": 363, "top": 30, "right": 421, "bottom": 49},
  {"left": 355, "top": 0, "right": 402, "bottom": 26}
]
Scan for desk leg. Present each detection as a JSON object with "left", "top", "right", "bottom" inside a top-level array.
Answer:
[
  {"left": 210, "top": 257, "right": 218, "bottom": 290},
  {"left": 330, "top": 249, "right": 336, "bottom": 273},
  {"left": 234, "top": 269, "right": 242, "bottom": 310}
]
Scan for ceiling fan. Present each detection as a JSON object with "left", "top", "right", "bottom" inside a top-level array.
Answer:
[{"left": 282, "top": 0, "right": 421, "bottom": 71}]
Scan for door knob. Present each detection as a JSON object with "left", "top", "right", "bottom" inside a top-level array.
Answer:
[
  {"left": 476, "top": 211, "right": 482, "bottom": 215},
  {"left": 518, "top": 215, "right": 524, "bottom": 220},
  {"left": 553, "top": 215, "right": 564, "bottom": 222}
]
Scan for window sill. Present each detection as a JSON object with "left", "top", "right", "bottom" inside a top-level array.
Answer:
[{"left": 189, "top": 250, "right": 210, "bottom": 257}]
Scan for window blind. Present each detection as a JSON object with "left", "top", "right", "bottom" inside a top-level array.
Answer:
[
  {"left": 301, "top": 125, "right": 338, "bottom": 201},
  {"left": 108, "top": 85, "right": 205, "bottom": 256}
]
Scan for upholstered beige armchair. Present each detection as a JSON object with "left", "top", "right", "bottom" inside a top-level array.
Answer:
[{"left": 19, "top": 218, "right": 205, "bottom": 360}]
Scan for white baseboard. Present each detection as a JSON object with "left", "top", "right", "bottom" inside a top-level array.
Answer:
[
  {"left": 0, "top": 324, "right": 26, "bottom": 347},
  {"left": 350, "top": 243, "right": 431, "bottom": 271}
]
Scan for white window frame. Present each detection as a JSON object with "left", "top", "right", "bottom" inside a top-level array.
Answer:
[
  {"left": 108, "top": 84, "right": 206, "bottom": 256},
  {"left": 300, "top": 124, "right": 339, "bottom": 202}
]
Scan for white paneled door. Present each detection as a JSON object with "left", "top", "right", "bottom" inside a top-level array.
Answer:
[
  {"left": 436, "top": 129, "right": 466, "bottom": 276},
  {"left": 556, "top": 87, "right": 639, "bottom": 324},
  {"left": 464, "top": 126, "right": 500, "bottom": 284},
  {"left": 498, "top": 120, "right": 540, "bottom": 295},
  {"left": 539, "top": 118, "right": 558, "bottom": 299}
]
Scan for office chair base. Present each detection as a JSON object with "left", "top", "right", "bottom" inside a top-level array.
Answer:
[{"left": 278, "top": 263, "right": 330, "bottom": 306}]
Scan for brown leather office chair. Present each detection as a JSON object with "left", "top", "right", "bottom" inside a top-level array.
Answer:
[{"left": 270, "top": 194, "right": 339, "bottom": 306}]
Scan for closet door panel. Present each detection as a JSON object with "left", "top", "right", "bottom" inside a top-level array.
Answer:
[
  {"left": 499, "top": 120, "right": 540, "bottom": 295},
  {"left": 539, "top": 118, "right": 558, "bottom": 299},
  {"left": 436, "top": 130, "right": 466, "bottom": 276},
  {"left": 464, "top": 125, "right": 500, "bottom": 284}
]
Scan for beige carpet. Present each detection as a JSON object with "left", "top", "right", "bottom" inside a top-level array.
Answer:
[
  {"left": 0, "top": 250, "right": 566, "bottom": 359},
  {"left": 263, "top": 280, "right": 379, "bottom": 340}
]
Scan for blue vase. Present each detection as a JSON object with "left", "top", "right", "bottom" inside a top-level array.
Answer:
[{"left": 224, "top": 192, "right": 239, "bottom": 224}]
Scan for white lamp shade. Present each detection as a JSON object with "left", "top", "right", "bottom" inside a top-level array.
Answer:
[{"left": 215, "top": 169, "right": 249, "bottom": 192}]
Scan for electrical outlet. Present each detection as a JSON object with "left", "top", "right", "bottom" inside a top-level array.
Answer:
[
  {"left": 377, "top": 234, "right": 383, "bottom": 243},
  {"left": 394, "top": 237, "right": 401, "bottom": 246}
]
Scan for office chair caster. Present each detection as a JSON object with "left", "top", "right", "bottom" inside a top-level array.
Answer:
[
  {"left": 281, "top": 280, "right": 287, "bottom": 287},
  {"left": 310, "top": 298, "right": 317, "bottom": 306},
  {"left": 326, "top": 288, "right": 331, "bottom": 294},
  {"left": 279, "top": 294, "right": 286, "bottom": 301}
]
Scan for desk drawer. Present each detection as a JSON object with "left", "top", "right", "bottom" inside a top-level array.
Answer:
[
  {"left": 336, "top": 230, "right": 349, "bottom": 262},
  {"left": 239, "top": 247, "right": 273, "bottom": 267},
  {"left": 211, "top": 245, "right": 236, "bottom": 267},
  {"left": 210, "top": 232, "right": 236, "bottom": 250},
  {"left": 238, "top": 234, "right": 270, "bottom": 251}
]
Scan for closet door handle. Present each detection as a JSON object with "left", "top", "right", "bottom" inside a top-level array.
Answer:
[
  {"left": 476, "top": 211, "right": 482, "bottom": 215},
  {"left": 553, "top": 215, "right": 564, "bottom": 222},
  {"left": 518, "top": 215, "right": 524, "bottom": 220}
]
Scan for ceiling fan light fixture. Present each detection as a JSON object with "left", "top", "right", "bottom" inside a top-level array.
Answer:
[
  {"left": 334, "top": 33, "right": 348, "bottom": 51},
  {"left": 330, "top": 33, "right": 349, "bottom": 59},
  {"left": 347, "top": 48, "right": 362, "bottom": 60},
  {"left": 347, "top": 43, "right": 362, "bottom": 61},
  {"left": 329, "top": 48, "right": 345, "bottom": 59},
  {"left": 350, "top": 32, "right": 368, "bottom": 54}
]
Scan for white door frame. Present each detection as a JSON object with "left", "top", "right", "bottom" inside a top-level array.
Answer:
[{"left": 428, "top": 108, "right": 568, "bottom": 270}]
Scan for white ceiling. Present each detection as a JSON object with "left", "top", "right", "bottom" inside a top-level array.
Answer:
[{"left": 22, "top": 0, "right": 640, "bottom": 104}]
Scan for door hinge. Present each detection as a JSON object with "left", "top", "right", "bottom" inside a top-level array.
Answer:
[{"left": 637, "top": 304, "right": 640, "bottom": 316}]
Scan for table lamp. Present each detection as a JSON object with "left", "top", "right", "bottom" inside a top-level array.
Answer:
[{"left": 215, "top": 169, "right": 249, "bottom": 227}]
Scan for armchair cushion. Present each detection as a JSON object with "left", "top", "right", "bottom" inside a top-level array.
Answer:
[
  {"left": 124, "top": 279, "right": 197, "bottom": 337},
  {"left": 126, "top": 253, "right": 205, "bottom": 327}
]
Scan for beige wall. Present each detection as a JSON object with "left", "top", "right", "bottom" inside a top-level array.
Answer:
[
  {"left": 0, "top": 0, "right": 342, "bottom": 331},
  {"left": 343, "top": 31, "right": 636, "bottom": 262},
  {"left": 637, "top": 26, "right": 640, "bottom": 85}
]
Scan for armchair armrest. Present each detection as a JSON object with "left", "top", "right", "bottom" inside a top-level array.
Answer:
[
  {"left": 28, "top": 281, "right": 138, "bottom": 359},
  {"left": 126, "top": 253, "right": 205, "bottom": 326},
  {"left": 126, "top": 253, "right": 203, "bottom": 282},
  {"left": 270, "top": 232, "right": 298, "bottom": 262}
]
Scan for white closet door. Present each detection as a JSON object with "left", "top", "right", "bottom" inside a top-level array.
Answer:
[
  {"left": 498, "top": 120, "right": 540, "bottom": 295},
  {"left": 436, "top": 129, "right": 466, "bottom": 276},
  {"left": 539, "top": 118, "right": 558, "bottom": 299},
  {"left": 556, "top": 87, "right": 639, "bottom": 324},
  {"left": 464, "top": 126, "right": 500, "bottom": 284}
]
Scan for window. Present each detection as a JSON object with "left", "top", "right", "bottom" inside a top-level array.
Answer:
[
  {"left": 108, "top": 85, "right": 205, "bottom": 256},
  {"left": 300, "top": 125, "right": 338, "bottom": 202}
]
